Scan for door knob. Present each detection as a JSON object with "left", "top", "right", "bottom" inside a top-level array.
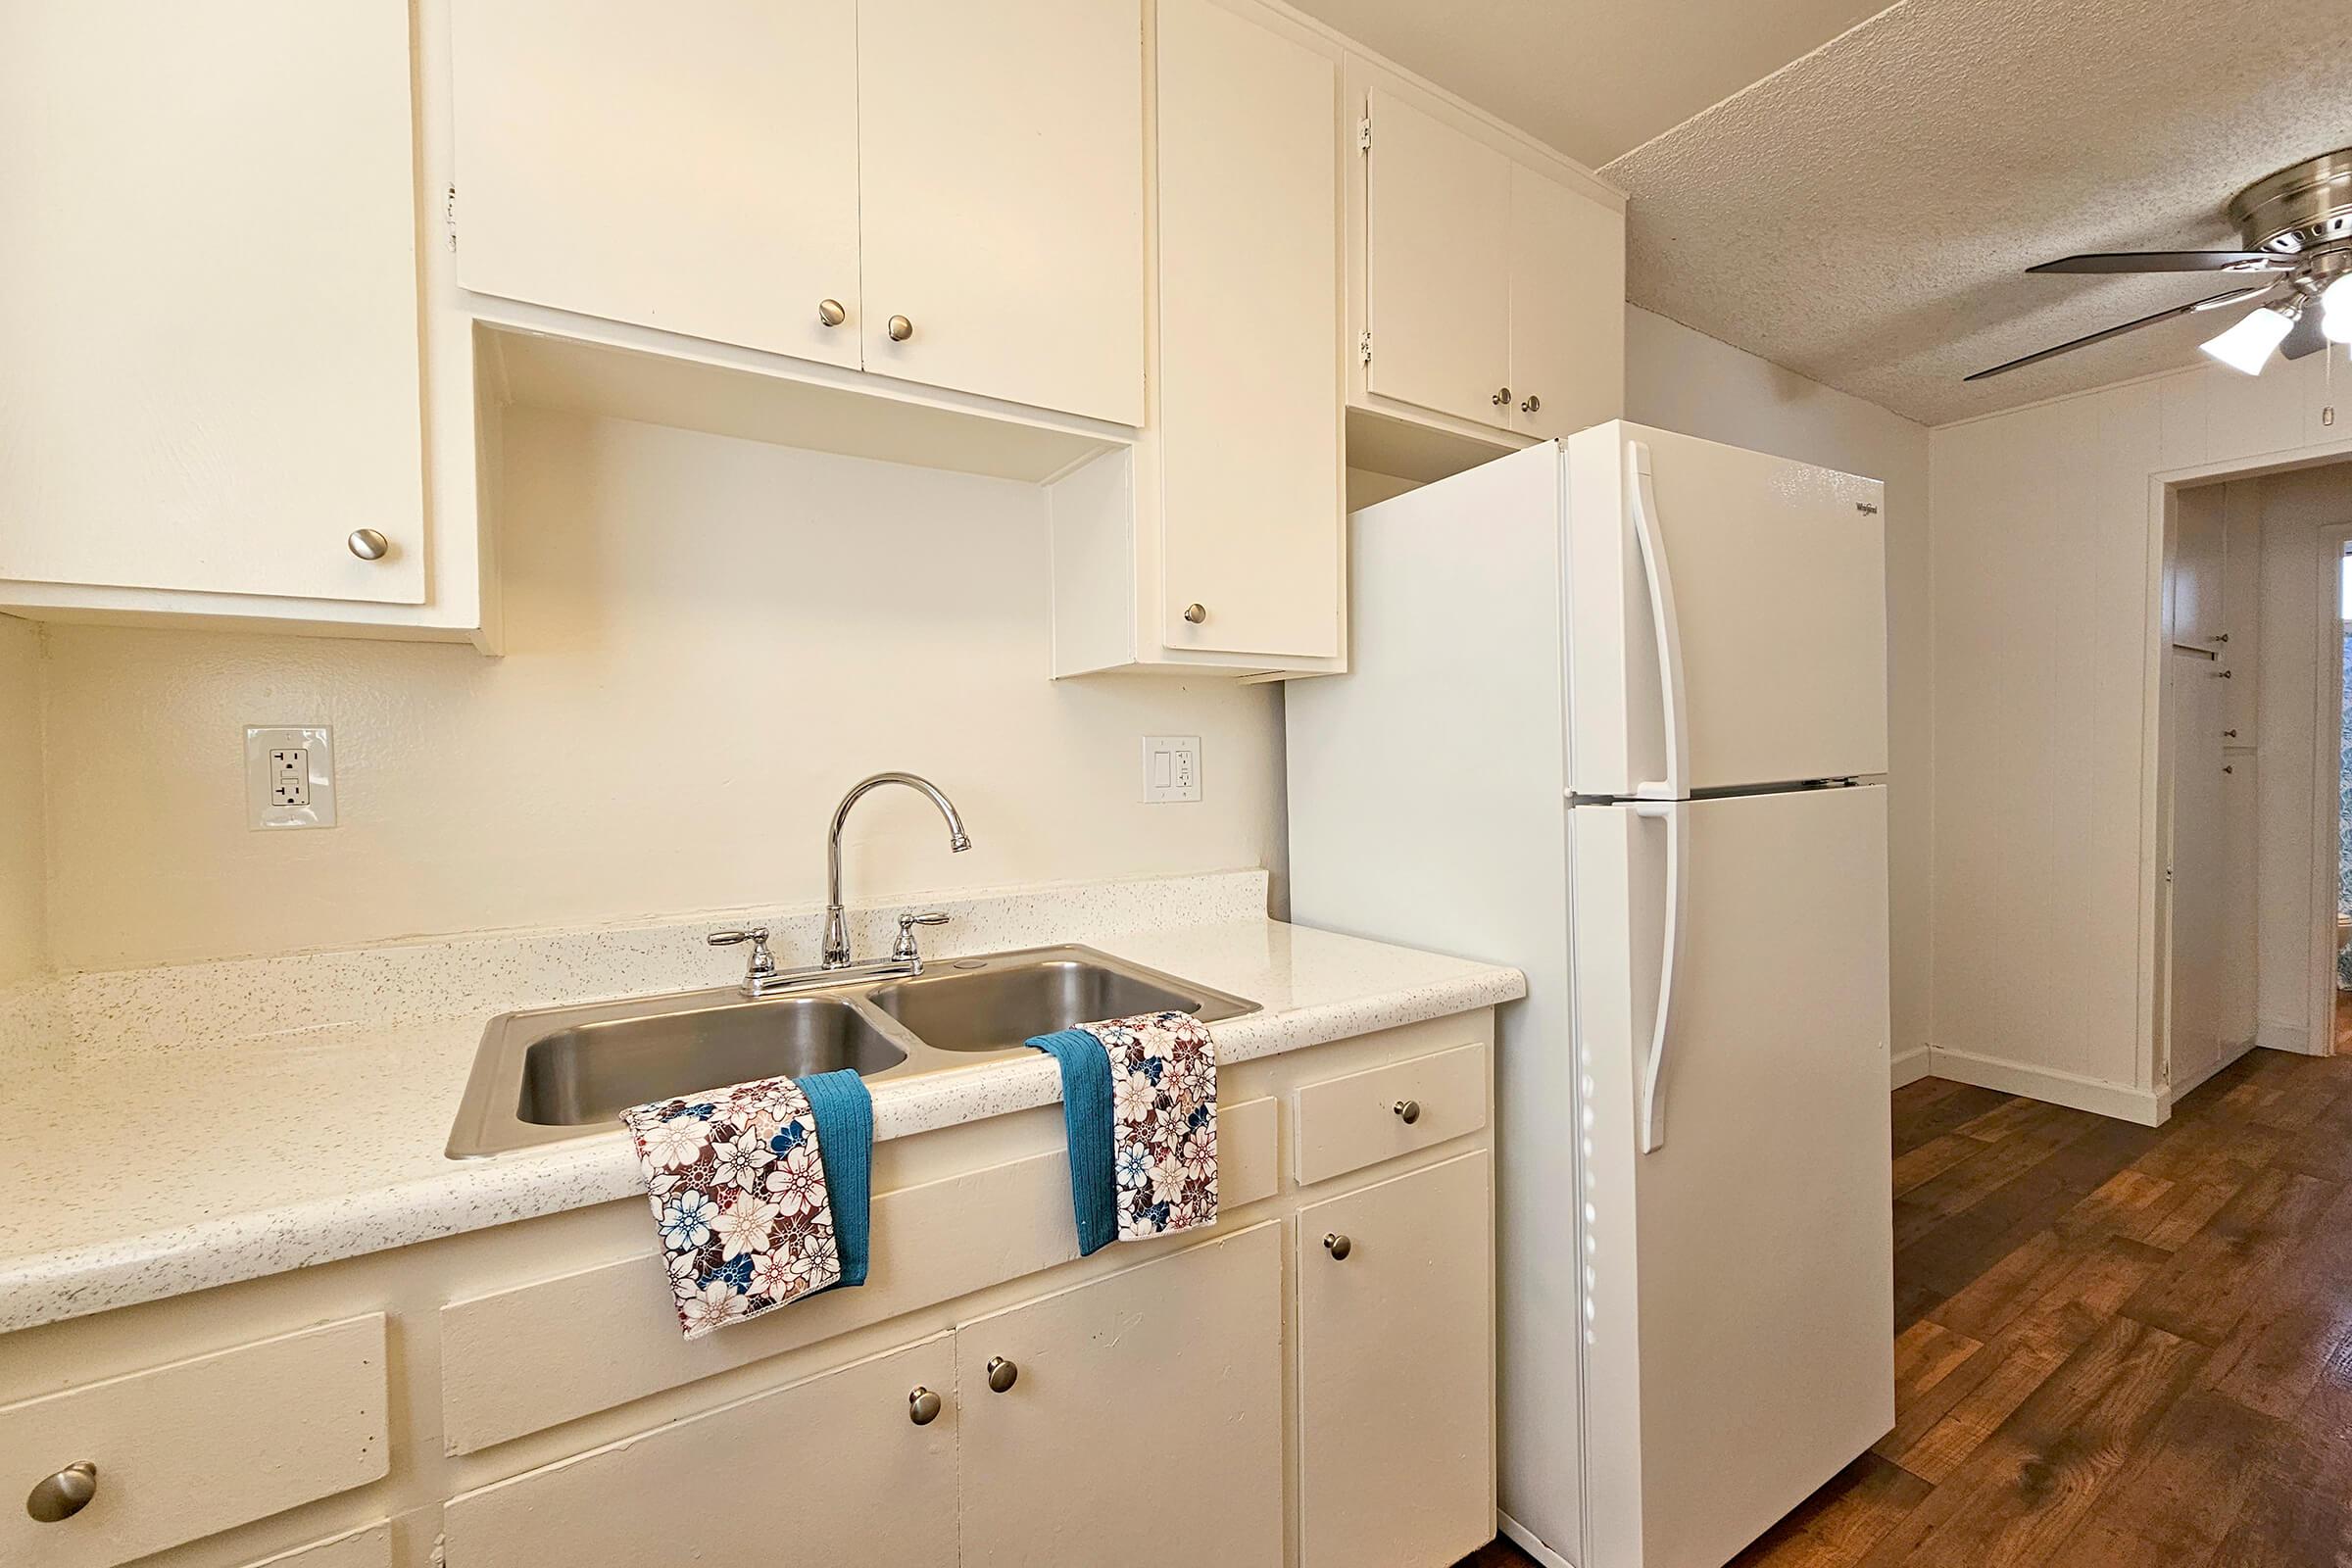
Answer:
[
  {"left": 1520, "top": 394, "right": 1542, "bottom": 415},
  {"left": 347, "top": 528, "right": 389, "bottom": 561},
  {"left": 1491, "top": 386, "right": 1510, "bottom": 407},
  {"left": 1323, "top": 1232, "right": 1352, "bottom": 1260},
  {"left": 25, "top": 1462, "right": 97, "bottom": 1523},
  {"left": 1393, "top": 1099, "right": 1421, "bottom": 1125},
  {"left": 986, "top": 1355, "right": 1019, "bottom": 1393},
  {"left": 887, "top": 315, "right": 914, "bottom": 342},
  {"left": 1183, "top": 603, "right": 1207, "bottom": 624},
  {"left": 817, "top": 298, "right": 847, "bottom": 327}
]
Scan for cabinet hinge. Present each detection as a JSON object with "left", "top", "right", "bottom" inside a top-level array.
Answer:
[
  {"left": 1358, "top": 114, "right": 1372, "bottom": 153},
  {"left": 443, "top": 183, "right": 459, "bottom": 252},
  {"left": 1358, "top": 330, "right": 1373, "bottom": 365}
]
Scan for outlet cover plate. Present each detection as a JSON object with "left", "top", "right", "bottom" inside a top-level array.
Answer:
[
  {"left": 1143, "top": 735, "right": 1201, "bottom": 804},
  {"left": 246, "top": 725, "right": 337, "bottom": 829}
]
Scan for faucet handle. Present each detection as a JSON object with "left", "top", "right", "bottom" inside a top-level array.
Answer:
[
  {"left": 892, "top": 911, "right": 950, "bottom": 963},
  {"left": 707, "top": 928, "right": 776, "bottom": 978}
]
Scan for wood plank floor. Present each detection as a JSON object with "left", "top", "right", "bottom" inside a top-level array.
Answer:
[{"left": 1454, "top": 1048, "right": 2352, "bottom": 1568}]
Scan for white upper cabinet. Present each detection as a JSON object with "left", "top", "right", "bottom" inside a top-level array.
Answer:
[
  {"left": 0, "top": 2, "right": 426, "bottom": 607},
  {"left": 1348, "top": 68, "right": 1626, "bottom": 457},
  {"left": 1507, "top": 162, "right": 1626, "bottom": 441},
  {"left": 449, "top": 0, "right": 1145, "bottom": 427},
  {"left": 450, "top": 0, "right": 863, "bottom": 369},
  {"left": 1362, "top": 89, "right": 1515, "bottom": 429},
  {"left": 858, "top": 0, "right": 1145, "bottom": 425},
  {"left": 1154, "top": 0, "right": 1344, "bottom": 662}
]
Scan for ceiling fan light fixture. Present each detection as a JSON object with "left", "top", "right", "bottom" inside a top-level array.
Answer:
[
  {"left": 2322, "top": 274, "right": 2352, "bottom": 345},
  {"left": 2200, "top": 305, "right": 2295, "bottom": 374}
]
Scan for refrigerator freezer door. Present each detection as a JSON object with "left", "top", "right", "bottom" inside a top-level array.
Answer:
[
  {"left": 1574, "top": 785, "right": 1892, "bottom": 1568},
  {"left": 1567, "top": 422, "right": 1887, "bottom": 798}
]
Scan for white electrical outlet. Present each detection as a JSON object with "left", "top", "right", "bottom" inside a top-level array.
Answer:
[
  {"left": 246, "top": 726, "right": 337, "bottom": 829},
  {"left": 1143, "top": 735, "right": 1201, "bottom": 804}
]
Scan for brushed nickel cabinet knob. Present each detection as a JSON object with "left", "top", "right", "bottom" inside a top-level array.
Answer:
[
  {"left": 1183, "top": 603, "right": 1207, "bottom": 624},
  {"left": 1393, "top": 1099, "right": 1421, "bottom": 1125},
  {"left": 25, "top": 1462, "right": 97, "bottom": 1523},
  {"left": 908, "top": 1387, "right": 943, "bottom": 1425},
  {"left": 1491, "top": 386, "right": 1510, "bottom": 407},
  {"left": 887, "top": 315, "right": 914, "bottom": 342},
  {"left": 1323, "top": 1232, "right": 1352, "bottom": 1260},
  {"left": 817, "top": 298, "right": 847, "bottom": 327},
  {"left": 346, "top": 528, "right": 389, "bottom": 562},
  {"left": 1520, "top": 394, "right": 1542, "bottom": 414},
  {"left": 986, "top": 1355, "right": 1019, "bottom": 1393}
]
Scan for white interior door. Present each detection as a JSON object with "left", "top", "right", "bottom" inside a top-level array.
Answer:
[
  {"left": 858, "top": 0, "right": 1145, "bottom": 424},
  {"left": 1362, "top": 89, "right": 1512, "bottom": 430},
  {"left": 1573, "top": 786, "right": 1892, "bottom": 1568},
  {"left": 1568, "top": 422, "right": 1888, "bottom": 796},
  {"left": 450, "top": 0, "right": 863, "bottom": 368},
  {"left": 0, "top": 2, "right": 424, "bottom": 605}
]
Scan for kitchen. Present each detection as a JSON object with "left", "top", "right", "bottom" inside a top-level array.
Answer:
[{"left": 2, "top": 2, "right": 2347, "bottom": 1566}]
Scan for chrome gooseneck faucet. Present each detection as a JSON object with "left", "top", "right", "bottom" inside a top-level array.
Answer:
[{"left": 823, "top": 772, "right": 971, "bottom": 968}]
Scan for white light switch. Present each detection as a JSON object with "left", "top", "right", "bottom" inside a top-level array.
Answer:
[
  {"left": 1144, "top": 735, "right": 1201, "bottom": 804},
  {"left": 247, "top": 725, "right": 337, "bottom": 828}
]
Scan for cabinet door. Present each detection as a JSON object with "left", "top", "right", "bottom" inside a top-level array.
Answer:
[
  {"left": 1507, "top": 164, "right": 1625, "bottom": 440},
  {"left": 1298, "top": 1152, "right": 1494, "bottom": 1568},
  {"left": 957, "top": 1223, "right": 1283, "bottom": 1568},
  {"left": 2220, "top": 749, "right": 2257, "bottom": 1055},
  {"left": 442, "top": 1333, "right": 957, "bottom": 1566},
  {"left": 450, "top": 0, "right": 862, "bottom": 369},
  {"left": 0, "top": 2, "right": 424, "bottom": 605},
  {"left": 1156, "top": 0, "right": 1342, "bottom": 660},
  {"left": 1363, "top": 90, "right": 1512, "bottom": 430},
  {"left": 2170, "top": 486, "right": 2225, "bottom": 648},
  {"left": 2220, "top": 483, "right": 2260, "bottom": 742},
  {"left": 858, "top": 0, "right": 1145, "bottom": 424},
  {"left": 2166, "top": 649, "right": 2227, "bottom": 1091}
]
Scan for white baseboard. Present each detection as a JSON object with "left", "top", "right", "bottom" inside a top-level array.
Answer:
[
  {"left": 1497, "top": 1512, "right": 1574, "bottom": 1568},
  {"left": 1890, "top": 1046, "right": 1932, "bottom": 1089},
  {"left": 2169, "top": 1036, "right": 2258, "bottom": 1102},
  {"left": 2258, "top": 1018, "right": 2319, "bottom": 1056},
  {"left": 1924, "top": 1046, "right": 2168, "bottom": 1126}
]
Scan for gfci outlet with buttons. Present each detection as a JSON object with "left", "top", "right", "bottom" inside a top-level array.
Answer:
[
  {"left": 1143, "top": 735, "right": 1201, "bottom": 803},
  {"left": 246, "top": 726, "right": 338, "bottom": 828}
]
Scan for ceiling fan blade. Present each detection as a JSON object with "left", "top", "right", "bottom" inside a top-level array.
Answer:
[
  {"left": 2280, "top": 307, "right": 2329, "bottom": 360},
  {"left": 1965, "top": 286, "right": 2276, "bottom": 382},
  {"left": 2028, "top": 251, "right": 2295, "bottom": 274}
]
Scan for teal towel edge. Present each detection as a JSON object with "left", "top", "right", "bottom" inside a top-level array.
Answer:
[
  {"left": 798, "top": 1069, "right": 873, "bottom": 1290},
  {"left": 1025, "top": 1028, "right": 1118, "bottom": 1256}
]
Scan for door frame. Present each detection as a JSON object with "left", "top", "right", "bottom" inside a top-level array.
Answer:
[{"left": 2304, "top": 521, "right": 2352, "bottom": 1058}]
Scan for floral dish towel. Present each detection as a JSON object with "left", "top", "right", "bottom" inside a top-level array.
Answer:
[
  {"left": 1026, "top": 1010, "right": 1217, "bottom": 1254},
  {"left": 619, "top": 1070, "right": 867, "bottom": 1340}
]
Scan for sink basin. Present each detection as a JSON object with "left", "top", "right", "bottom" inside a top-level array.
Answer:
[
  {"left": 867, "top": 950, "right": 1252, "bottom": 1053},
  {"left": 447, "top": 943, "right": 1255, "bottom": 1157},
  {"left": 515, "top": 996, "right": 907, "bottom": 1127}
]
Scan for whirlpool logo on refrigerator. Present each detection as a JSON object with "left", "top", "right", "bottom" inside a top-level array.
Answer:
[{"left": 1855, "top": 502, "right": 1880, "bottom": 515}]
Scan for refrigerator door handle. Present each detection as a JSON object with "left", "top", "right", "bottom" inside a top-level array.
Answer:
[
  {"left": 1628, "top": 441, "right": 1690, "bottom": 801},
  {"left": 1629, "top": 799, "right": 1689, "bottom": 1153}
]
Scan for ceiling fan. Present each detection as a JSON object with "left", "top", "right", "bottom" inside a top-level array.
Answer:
[{"left": 1970, "top": 148, "right": 2352, "bottom": 381}]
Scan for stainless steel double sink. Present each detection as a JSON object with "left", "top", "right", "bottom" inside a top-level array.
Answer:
[{"left": 446, "top": 944, "right": 1256, "bottom": 1157}]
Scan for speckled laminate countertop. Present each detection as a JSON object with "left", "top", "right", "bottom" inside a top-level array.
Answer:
[{"left": 0, "top": 917, "right": 1522, "bottom": 1334}]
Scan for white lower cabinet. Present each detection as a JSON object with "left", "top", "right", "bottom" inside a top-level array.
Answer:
[
  {"left": 958, "top": 1221, "right": 1284, "bottom": 1566},
  {"left": 235, "top": 1522, "right": 393, "bottom": 1568},
  {"left": 440, "top": 1333, "right": 960, "bottom": 1566},
  {"left": 1297, "top": 1151, "right": 1494, "bottom": 1568}
]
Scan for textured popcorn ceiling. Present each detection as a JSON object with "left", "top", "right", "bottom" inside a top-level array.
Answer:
[
  {"left": 1283, "top": 0, "right": 1890, "bottom": 168},
  {"left": 1601, "top": 0, "right": 2352, "bottom": 426}
]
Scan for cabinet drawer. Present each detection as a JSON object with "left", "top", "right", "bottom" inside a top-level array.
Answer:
[
  {"left": 1293, "top": 1040, "right": 1487, "bottom": 1185},
  {"left": 442, "top": 1095, "right": 1277, "bottom": 1452},
  {"left": 0, "top": 1314, "right": 388, "bottom": 1568}
]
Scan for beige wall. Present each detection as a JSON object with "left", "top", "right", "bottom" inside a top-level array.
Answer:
[
  {"left": 1624, "top": 305, "right": 1936, "bottom": 1066},
  {"left": 2250, "top": 464, "right": 2352, "bottom": 1052},
  {"left": 0, "top": 614, "right": 44, "bottom": 982},
  {"left": 35, "top": 408, "right": 1285, "bottom": 971}
]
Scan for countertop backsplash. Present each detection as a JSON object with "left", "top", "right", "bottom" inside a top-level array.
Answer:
[{"left": 11, "top": 867, "right": 1272, "bottom": 1060}]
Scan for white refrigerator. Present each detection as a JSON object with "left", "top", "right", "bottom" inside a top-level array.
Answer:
[{"left": 1287, "top": 421, "right": 1894, "bottom": 1568}]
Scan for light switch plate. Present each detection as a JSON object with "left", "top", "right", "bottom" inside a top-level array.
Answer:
[
  {"left": 246, "top": 725, "right": 337, "bottom": 829},
  {"left": 1143, "top": 735, "right": 1201, "bottom": 804}
]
